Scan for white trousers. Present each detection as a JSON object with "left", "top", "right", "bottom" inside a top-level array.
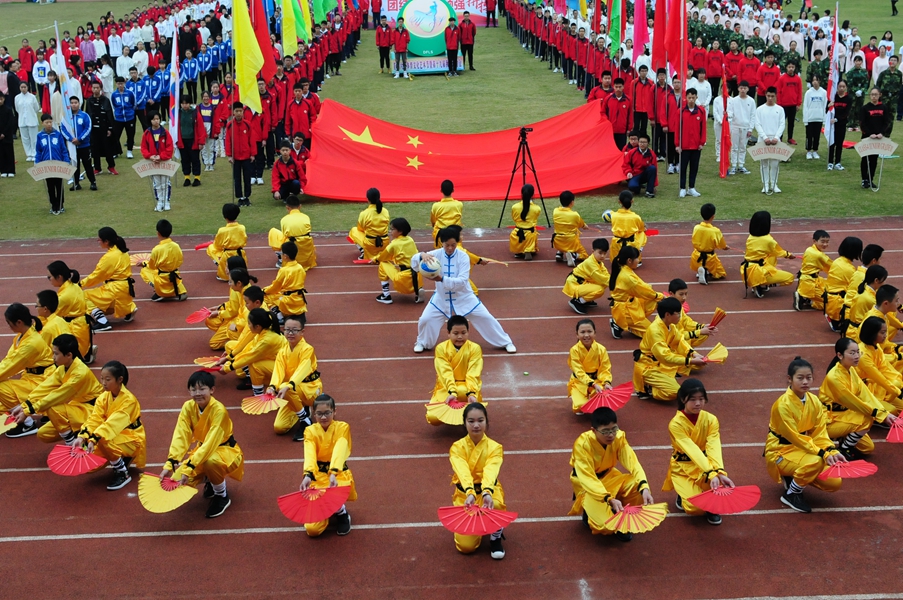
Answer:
[
  {"left": 730, "top": 125, "right": 749, "bottom": 168},
  {"left": 714, "top": 121, "right": 721, "bottom": 161},
  {"left": 416, "top": 302, "right": 513, "bottom": 350},
  {"left": 760, "top": 159, "right": 780, "bottom": 191},
  {"left": 150, "top": 174, "right": 171, "bottom": 205},
  {"left": 20, "top": 125, "right": 38, "bottom": 159}
]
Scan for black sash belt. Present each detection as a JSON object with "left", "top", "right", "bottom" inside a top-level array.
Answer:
[
  {"left": 105, "top": 277, "right": 136, "bottom": 298},
  {"left": 158, "top": 269, "right": 181, "bottom": 290},
  {"left": 317, "top": 460, "right": 348, "bottom": 473},
  {"left": 127, "top": 417, "right": 143, "bottom": 430},
  {"left": 616, "top": 234, "right": 636, "bottom": 244},
  {"left": 301, "top": 370, "right": 320, "bottom": 383},
  {"left": 768, "top": 429, "right": 791, "bottom": 445},
  {"left": 515, "top": 226, "right": 535, "bottom": 243},
  {"left": 366, "top": 234, "right": 387, "bottom": 248},
  {"left": 741, "top": 259, "right": 765, "bottom": 296},
  {"left": 571, "top": 467, "right": 610, "bottom": 479},
  {"left": 26, "top": 366, "right": 51, "bottom": 375},
  {"left": 219, "top": 435, "right": 237, "bottom": 447},
  {"left": 283, "top": 288, "right": 307, "bottom": 302},
  {"left": 698, "top": 251, "right": 712, "bottom": 267},
  {"left": 223, "top": 247, "right": 245, "bottom": 257}
]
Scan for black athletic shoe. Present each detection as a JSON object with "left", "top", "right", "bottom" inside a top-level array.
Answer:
[
  {"left": 236, "top": 379, "right": 252, "bottom": 391},
  {"left": 183, "top": 179, "right": 192, "bottom": 187},
  {"left": 753, "top": 286, "right": 766, "bottom": 298},
  {"left": 90, "top": 182, "right": 98, "bottom": 191},
  {"left": 675, "top": 496, "right": 684, "bottom": 512},
  {"left": 151, "top": 293, "right": 163, "bottom": 302},
  {"left": 781, "top": 492, "right": 811, "bottom": 513},
  {"left": 177, "top": 293, "right": 188, "bottom": 301},
  {"left": 376, "top": 293, "right": 393, "bottom": 304},
  {"left": 6, "top": 421, "right": 40, "bottom": 438},
  {"left": 706, "top": 512, "right": 722, "bottom": 525},
  {"left": 123, "top": 307, "right": 138, "bottom": 322},
  {"left": 71, "top": 184, "right": 82, "bottom": 191},
  {"left": 614, "top": 531, "right": 633, "bottom": 542},
  {"left": 838, "top": 446, "right": 864, "bottom": 461},
  {"left": 107, "top": 470, "right": 132, "bottom": 491},
  {"left": 609, "top": 318, "right": 623, "bottom": 339},
  {"left": 203, "top": 481, "right": 214, "bottom": 499},
  {"left": 92, "top": 321, "right": 112, "bottom": 332},
  {"left": 293, "top": 418, "right": 310, "bottom": 442},
  {"left": 335, "top": 511, "right": 352, "bottom": 535},
  {"left": 192, "top": 179, "right": 201, "bottom": 187},
  {"left": 489, "top": 535, "right": 506, "bottom": 559},
  {"left": 206, "top": 494, "right": 231, "bottom": 518},
  {"left": 569, "top": 299, "right": 589, "bottom": 315}
]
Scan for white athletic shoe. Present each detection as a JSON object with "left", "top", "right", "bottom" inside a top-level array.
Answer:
[
  {"left": 155, "top": 200, "right": 164, "bottom": 212},
  {"left": 393, "top": 73, "right": 399, "bottom": 78},
  {"left": 774, "top": 186, "right": 782, "bottom": 193},
  {"left": 812, "top": 152, "right": 820, "bottom": 160},
  {"left": 505, "top": 344, "right": 517, "bottom": 354},
  {"left": 678, "top": 189, "right": 687, "bottom": 198},
  {"left": 697, "top": 266, "right": 707, "bottom": 285},
  {"left": 126, "top": 151, "right": 133, "bottom": 159},
  {"left": 688, "top": 188, "right": 701, "bottom": 197},
  {"left": 834, "top": 163, "right": 845, "bottom": 170},
  {"left": 827, "top": 163, "right": 834, "bottom": 170},
  {"left": 553, "top": 68, "right": 559, "bottom": 73},
  {"left": 413, "top": 343, "right": 424, "bottom": 353}
]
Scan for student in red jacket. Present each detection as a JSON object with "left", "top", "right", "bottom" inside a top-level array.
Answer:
[
  {"left": 723, "top": 40, "right": 742, "bottom": 96},
  {"left": 624, "top": 133, "right": 658, "bottom": 198},
  {"left": 689, "top": 38, "right": 707, "bottom": 73},
  {"left": 393, "top": 18, "right": 411, "bottom": 78},
  {"left": 376, "top": 15, "right": 392, "bottom": 73},
  {"left": 284, "top": 83, "right": 314, "bottom": 144},
  {"left": 587, "top": 70, "right": 613, "bottom": 104},
  {"left": 706, "top": 40, "right": 724, "bottom": 98},
  {"left": 140, "top": 111, "right": 175, "bottom": 211},
  {"left": 290, "top": 132, "right": 311, "bottom": 166},
  {"left": 677, "top": 88, "right": 706, "bottom": 198},
  {"left": 300, "top": 78, "right": 321, "bottom": 116},
  {"left": 603, "top": 78, "right": 633, "bottom": 149},
  {"left": 272, "top": 141, "right": 307, "bottom": 201},
  {"left": 225, "top": 102, "right": 256, "bottom": 206},
  {"left": 18, "top": 39, "right": 37, "bottom": 90},
  {"left": 777, "top": 62, "right": 803, "bottom": 144},
  {"left": 460, "top": 11, "right": 477, "bottom": 71},
  {"left": 445, "top": 18, "right": 460, "bottom": 77},
  {"left": 631, "top": 65, "right": 654, "bottom": 137},
  {"left": 756, "top": 50, "right": 781, "bottom": 107},
  {"left": 486, "top": 0, "right": 497, "bottom": 27},
  {"left": 738, "top": 45, "right": 761, "bottom": 102},
  {"left": 251, "top": 79, "right": 272, "bottom": 186}
]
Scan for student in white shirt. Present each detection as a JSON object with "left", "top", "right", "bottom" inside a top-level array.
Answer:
[
  {"left": 712, "top": 90, "right": 726, "bottom": 163},
  {"left": 693, "top": 69, "right": 712, "bottom": 113},
  {"left": 872, "top": 46, "right": 890, "bottom": 85},
  {"left": 115, "top": 46, "right": 136, "bottom": 79},
  {"left": 755, "top": 87, "right": 786, "bottom": 194},
  {"left": 14, "top": 82, "right": 40, "bottom": 161},
  {"left": 727, "top": 80, "right": 757, "bottom": 174},
  {"left": 802, "top": 75, "right": 827, "bottom": 160},
  {"left": 132, "top": 41, "right": 149, "bottom": 76}
]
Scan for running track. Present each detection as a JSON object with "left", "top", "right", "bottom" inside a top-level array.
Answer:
[{"left": 2, "top": 216, "right": 903, "bottom": 600}]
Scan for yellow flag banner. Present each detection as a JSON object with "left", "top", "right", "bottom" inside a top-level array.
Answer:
[
  {"left": 280, "top": 0, "right": 298, "bottom": 56},
  {"left": 234, "top": 0, "right": 265, "bottom": 113}
]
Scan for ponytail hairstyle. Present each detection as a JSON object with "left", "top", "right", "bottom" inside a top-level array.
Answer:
[
  {"left": 859, "top": 316, "right": 886, "bottom": 347},
  {"left": 248, "top": 307, "right": 281, "bottom": 334},
  {"left": 828, "top": 337, "right": 857, "bottom": 373},
  {"left": 98, "top": 227, "right": 129, "bottom": 253},
  {"left": 609, "top": 246, "right": 640, "bottom": 290},
  {"left": 47, "top": 260, "right": 79, "bottom": 284},
  {"left": 618, "top": 189, "right": 633, "bottom": 209},
  {"left": 52, "top": 333, "right": 83, "bottom": 362},
  {"left": 366, "top": 187, "right": 383, "bottom": 214},
  {"left": 786, "top": 356, "right": 813, "bottom": 378},
  {"left": 101, "top": 360, "right": 129, "bottom": 385},
  {"left": 5, "top": 303, "right": 42, "bottom": 332},
  {"left": 520, "top": 184, "right": 534, "bottom": 221},
  {"left": 228, "top": 268, "right": 251, "bottom": 287},
  {"left": 859, "top": 265, "right": 888, "bottom": 294}
]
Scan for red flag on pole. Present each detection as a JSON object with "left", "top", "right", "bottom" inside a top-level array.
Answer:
[
  {"left": 593, "top": 0, "right": 601, "bottom": 35},
  {"left": 664, "top": 0, "right": 686, "bottom": 82},
  {"left": 250, "top": 0, "right": 277, "bottom": 82},
  {"left": 719, "top": 77, "right": 731, "bottom": 178},
  {"left": 651, "top": 0, "right": 666, "bottom": 73},
  {"left": 633, "top": 0, "right": 650, "bottom": 65}
]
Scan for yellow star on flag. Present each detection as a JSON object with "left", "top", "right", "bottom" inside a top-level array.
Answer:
[
  {"left": 338, "top": 125, "right": 395, "bottom": 149},
  {"left": 407, "top": 135, "right": 423, "bottom": 148},
  {"left": 406, "top": 156, "right": 424, "bottom": 170}
]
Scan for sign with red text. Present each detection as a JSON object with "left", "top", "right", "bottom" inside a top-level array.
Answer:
[
  {"left": 132, "top": 159, "right": 181, "bottom": 178},
  {"left": 28, "top": 161, "right": 76, "bottom": 181},
  {"left": 747, "top": 140, "right": 795, "bottom": 162},
  {"left": 855, "top": 138, "right": 898, "bottom": 157}
]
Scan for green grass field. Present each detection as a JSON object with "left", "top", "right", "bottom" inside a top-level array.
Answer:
[{"left": 0, "top": 0, "right": 899, "bottom": 241}]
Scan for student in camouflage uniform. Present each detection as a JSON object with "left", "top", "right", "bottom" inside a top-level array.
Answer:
[
  {"left": 876, "top": 55, "right": 902, "bottom": 133},
  {"left": 728, "top": 24, "right": 745, "bottom": 49},
  {"left": 781, "top": 41, "right": 802, "bottom": 74},
  {"left": 806, "top": 49, "right": 829, "bottom": 85},
  {"left": 845, "top": 55, "right": 871, "bottom": 130},
  {"left": 766, "top": 36, "right": 785, "bottom": 64},
  {"left": 748, "top": 29, "right": 767, "bottom": 56}
]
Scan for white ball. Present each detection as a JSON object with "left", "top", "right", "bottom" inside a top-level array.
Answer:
[
  {"left": 602, "top": 209, "right": 613, "bottom": 223},
  {"left": 420, "top": 255, "right": 441, "bottom": 279}
]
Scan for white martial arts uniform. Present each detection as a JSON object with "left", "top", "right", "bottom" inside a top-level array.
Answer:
[
  {"left": 755, "top": 102, "right": 786, "bottom": 193},
  {"left": 411, "top": 249, "right": 513, "bottom": 350},
  {"left": 728, "top": 94, "right": 757, "bottom": 168}
]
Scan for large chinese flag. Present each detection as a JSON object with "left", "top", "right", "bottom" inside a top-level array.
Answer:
[{"left": 305, "top": 101, "right": 625, "bottom": 202}]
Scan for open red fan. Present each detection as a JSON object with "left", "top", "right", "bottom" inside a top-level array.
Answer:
[
  {"left": 194, "top": 241, "right": 213, "bottom": 251},
  {"left": 603, "top": 503, "right": 668, "bottom": 533},
  {"left": 278, "top": 487, "right": 352, "bottom": 524},
  {"left": 646, "top": 229, "right": 659, "bottom": 236},
  {"left": 886, "top": 419, "right": 903, "bottom": 443},
  {"left": 437, "top": 505, "right": 518, "bottom": 535},
  {"left": 138, "top": 473, "right": 198, "bottom": 513},
  {"left": 47, "top": 444, "right": 108, "bottom": 476},
  {"left": 241, "top": 393, "right": 287, "bottom": 415},
  {"left": 580, "top": 382, "right": 634, "bottom": 413},
  {"left": 688, "top": 485, "right": 761, "bottom": 515},
  {"left": 352, "top": 259, "right": 372, "bottom": 265},
  {"left": 818, "top": 459, "right": 878, "bottom": 480},
  {"left": 505, "top": 225, "right": 547, "bottom": 231},
  {"left": 197, "top": 367, "right": 222, "bottom": 374},
  {"left": 0, "top": 413, "right": 16, "bottom": 435},
  {"left": 424, "top": 398, "right": 469, "bottom": 426},
  {"left": 185, "top": 307, "right": 212, "bottom": 324},
  {"left": 194, "top": 356, "right": 222, "bottom": 368},
  {"left": 709, "top": 307, "right": 727, "bottom": 328}
]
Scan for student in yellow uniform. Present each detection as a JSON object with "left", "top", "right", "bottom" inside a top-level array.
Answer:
[
  {"left": 691, "top": 203, "right": 730, "bottom": 285},
  {"left": 268, "top": 316, "right": 322, "bottom": 440},
  {"left": 740, "top": 211, "right": 797, "bottom": 299},
  {"left": 609, "top": 191, "right": 648, "bottom": 263},
  {"left": 374, "top": 217, "right": 422, "bottom": 304},
  {"left": 552, "top": 191, "right": 589, "bottom": 267},
  {"left": 299, "top": 394, "right": 356, "bottom": 537},
  {"left": 138, "top": 219, "right": 188, "bottom": 302},
  {"left": 263, "top": 242, "right": 308, "bottom": 323},
  {"left": 820, "top": 337, "right": 897, "bottom": 460},
  {"left": 842, "top": 244, "right": 883, "bottom": 322},
  {"left": 219, "top": 308, "right": 287, "bottom": 397},
  {"left": 73, "top": 361, "right": 146, "bottom": 491},
  {"left": 609, "top": 246, "right": 665, "bottom": 339},
  {"left": 856, "top": 316, "right": 903, "bottom": 412},
  {"left": 668, "top": 279, "right": 717, "bottom": 348},
  {"left": 856, "top": 285, "right": 903, "bottom": 372},
  {"left": 205, "top": 270, "right": 254, "bottom": 351},
  {"left": 824, "top": 236, "right": 863, "bottom": 332},
  {"left": 568, "top": 407, "right": 655, "bottom": 542},
  {"left": 35, "top": 290, "right": 72, "bottom": 347},
  {"left": 449, "top": 403, "right": 508, "bottom": 559},
  {"left": 765, "top": 356, "right": 846, "bottom": 514},
  {"left": 159, "top": 371, "right": 244, "bottom": 518},
  {"left": 80, "top": 227, "right": 138, "bottom": 331},
  {"left": 564, "top": 239, "right": 610, "bottom": 315},
  {"left": 268, "top": 194, "right": 317, "bottom": 270},
  {"left": 207, "top": 204, "right": 248, "bottom": 282},
  {"left": 0, "top": 303, "right": 54, "bottom": 414},
  {"left": 568, "top": 319, "right": 612, "bottom": 413},
  {"left": 846, "top": 266, "right": 888, "bottom": 342},
  {"left": 10, "top": 334, "right": 102, "bottom": 442},
  {"left": 633, "top": 298, "right": 707, "bottom": 401},
  {"left": 219, "top": 287, "right": 269, "bottom": 392},
  {"left": 663, "top": 378, "right": 734, "bottom": 526},
  {"left": 47, "top": 261, "right": 96, "bottom": 364},
  {"left": 428, "top": 315, "right": 484, "bottom": 425},
  {"left": 348, "top": 188, "right": 390, "bottom": 261},
  {"left": 794, "top": 230, "right": 832, "bottom": 311},
  {"left": 431, "top": 179, "right": 463, "bottom": 248},
  {"left": 509, "top": 184, "right": 541, "bottom": 260}
]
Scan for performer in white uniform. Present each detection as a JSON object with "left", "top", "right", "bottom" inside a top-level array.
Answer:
[
  {"left": 411, "top": 228, "right": 516, "bottom": 354},
  {"left": 727, "top": 80, "right": 757, "bottom": 174},
  {"left": 755, "top": 86, "right": 786, "bottom": 194}
]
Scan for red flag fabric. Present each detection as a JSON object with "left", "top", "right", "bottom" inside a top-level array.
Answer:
[
  {"left": 651, "top": 0, "right": 667, "bottom": 73},
  {"left": 250, "top": 0, "right": 277, "bottom": 82},
  {"left": 592, "top": 0, "right": 601, "bottom": 35},
  {"left": 664, "top": 0, "right": 685, "bottom": 80},
  {"left": 719, "top": 81, "right": 731, "bottom": 178},
  {"left": 305, "top": 101, "right": 625, "bottom": 202},
  {"left": 633, "top": 0, "right": 650, "bottom": 65}
]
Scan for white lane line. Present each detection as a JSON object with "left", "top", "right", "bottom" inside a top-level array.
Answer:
[
  {"left": 1, "top": 504, "right": 901, "bottom": 544},
  {"left": 697, "top": 595, "right": 903, "bottom": 600}
]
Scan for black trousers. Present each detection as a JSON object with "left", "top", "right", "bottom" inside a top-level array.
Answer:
[
  {"left": 135, "top": 108, "right": 149, "bottom": 131},
  {"left": 266, "top": 130, "right": 276, "bottom": 168},
  {"left": 653, "top": 123, "right": 667, "bottom": 157},
  {"left": 447, "top": 49, "right": 459, "bottom": 74},
  {"left": 782, "top": 105, "right": 797, "bottom": 140},
  {"left": 113, "top": 118, "right": 137, "bottom": 151},
  {"left": 828, "top": 120, "right": 847, "bottom": 163},
  {"left": 378, "top": 47, "right": 391, "bottom": 69},
  {"left": 861, "top": 154, "right": 878, "bottom": 183},
  {"left": 486, "top": 8, "right": 497, "bottom": 26},
  {"left": 205, "top": 71, "right": 219, "bottom": 90},
  {"left": 576, "top": 66, "right": 585, "bottom": 87},
  {"left": 461, "top": 43, "right": 474, "bottom": 68},
  {"left": 91, "top": 129, "right": 115, "bottom": 170},
  {"left": 73, "top": 146, "right": 96, "bottom": 183},
  {"left": 679, "top": 149, "right": 701, "bottom": 189},
  {"left": 708, "top": 76, "right": 722, "bottom": 97},
  {"left": 613, "top": 133, "right": 627, "bottom": 150},
  {"left": 253, "top": 142, "right": 265, "bottom": 178},
  {"left": 0, "top": 144, "right": 13, "bottom": 174},
  {"left": 634, "top": 112, "right": 648, "bottom": 137},
  {"left": 666, "top": 132, "right": 678, "bottom": 164},
  {"left": 183, "top": 80, "right": 198, "bottom": 103},
  {"left": 805, "top": 122, "right": 822, "bottom": 151},
  {"left": 232, "top": 159, "right": 252, "bottom": 198},
  {"left": 181, "top": 144, "right": 201, "bottom": 176},
  {"left": 279, "top": 179, "right": 301, "bottom": 199},
  {"left": 727, "top": 79, "right": 739, "bottom": 96},
  {"left": 47, "top": 178, "right": 64, "bottom": 212}
]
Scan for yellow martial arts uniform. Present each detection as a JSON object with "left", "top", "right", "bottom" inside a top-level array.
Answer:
[
  {"left": 675, "top": 308, "right": 708, "bottom": 349},
  {"left": 375, "top": 235, "right": 421, "bottom": 296},
  {"left": 857, "top": 308, "right": 903, "bottom": 373},
  {"left": 509, "top": 202, "right": 541, "bottom": 255},
  {"left": 268, "top": 209, "right": 317, "bottom": 269},
  {"left": 430, "top": 197, "right": 463, "bottom": 247},
  {"left": 610, "top": 265, "right": 664, "bottom": 337},
  {"left": 139, "top": 238, "right": 187, "bottom": 298},
  {"left": 690, "top": 221, "right": 728, "bottom": 280},
  {"left": 818, "top": 362, "right": 890, "bottom": 454},
  {"left": 846, "top": 287, "right": 877, "bottom": 343},
  {"left": 207, "top": 221, "right": 248, "bottom": 281},
  {"left": 79, "top": 384, "right": 147, "bottom": 468},
  {"left": 796, "top": 243, "right": 833, "bottom": 310},
  {"left": 449, "top": 433, "right": 506, "bottom": 552},
  {"left": 264, "top": 259, "right": 307, "bottom": 317},
  {"left": 348, "top": 205, "right": 390, "bottom": 260},
  {"left": 567, "top": 341, "right": 612, "bottom": 413},
  {"left": 610, "top": 207, "right": 648, "bottom": 261},
  {"left": 270, "top": 339, "right": 322, "bottom": 434},
  {"left": 856, "top": 342, "right": 903, "bottom": 412},
  {"left": 563, "top": 254, "right": 610, "bottom": 303},
  {"left": 205, "top": 287, "right": 244, "bottom": 351},
  {"left": 824, "top": 256, "right": 856, "bottom": 322},
  {"left": 568, "top": 430, "right": 650, "bottom": 535},
  {"left": 633, "top": 316, "right": 694, "bottom": 401},
  {"left": 39, "top": 313, "right": 72, "bottom": 347},
  {"left": 0, "top": 327, "right": 54, "bottom": 409},
  {"left": 551, "top": 206, "right": 588, "bottom": 259},
  {"left": 764, "top": 389, "right": 841, "bottom": 492},
  {"left": 302, "top": 420, "right": 357, "bottom": 537},
  {"left": 81, "top": 247, "right": 137, "bottom": 319},
  {"left": 222, "top": 329, "right": 288, "bottom": 387},
  {"left": 24, "top": 358, "right": 102, "bottom": 443},
  {"left": 56, "top": 280, "right": 92, "bottom": 357},
  {"left": 662, "top": 410, "right": 727, "bottom": 515},
  {"left": 166, "top": 398, "right": 244, "bottom": 486},
  {"left": 843, "top": 266, "right": 868, "bottom": 316},
  {"left": 740, "top": 234, "right": 794, "bottom": 290},
  {"left": 429, "top": 340, "right": 483, "bottom": 425}
]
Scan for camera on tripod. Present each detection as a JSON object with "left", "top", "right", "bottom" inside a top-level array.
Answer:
[{"left": 519, "top": 127, "right": 534, "bottom": 134}]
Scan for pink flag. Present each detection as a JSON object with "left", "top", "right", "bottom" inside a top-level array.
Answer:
[{"left": 633, "top": 0, "right": 649, "bottom": 65}]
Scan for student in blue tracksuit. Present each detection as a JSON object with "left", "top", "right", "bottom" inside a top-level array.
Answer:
[
  {"left": 63, "top": 96, "right": 97, "bottom": 192},
  {"left": 197, "top": 43, "right": 214, "bottom": 93},
  {"left": 207, "top": 40, "right": 221, "bottom": 87},
  {"left": 126, "top": 67, "right": 149, "bottom": 131},
  {"left": 215, "top": 35, "right": 229, "bottom": 80},
  {"left": 111, "top": 77, "right": 137, "bottom": 158},
  {"left": 35, "top": 113, "right": 71, "bottom": 215},
  {"left": 157, "top": 58, "right": 172, "bottom": 124},
  {"left": 146, "top": 65, "right": 164, "bottom": 123},
  {"left": 181, "top": 49, "right": 200, "bottom": 104}
]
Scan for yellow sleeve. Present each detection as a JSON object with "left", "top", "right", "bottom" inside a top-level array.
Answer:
[
  {"left": 0, "top": 338, "right": 42, "bottom": 381},
  {"left": 80, "top": 253, "right": 115, "bottom": 289},
  {"left": 146, "top": 245, "right": 162, "bottom": 270},
  {"left": 714, "top": 228, "right": 727, "bottom": 250},
  {"left": 679, "top": 312, "right": 705, "bottom": 341},
  {"left": 302, "top": 431, "right": 319, "bottom": 479},
  {"left": 822, "top": 368, "right": 889, "bottom": 421},
  {"left": 269, "top": 345, "right": 290, "bottom": 388},
  {"left": 26, "top": 365, "right": 95, "bottom": 414},
  {"left": 263, "top": 268, "right": 287, "bottom": 296},
  {"left": 630, "top": 275, "right": 664, "bottom": 303},
  {"left": 329, "top": 426, "right": 351, "bottom": 472},
  {"left": 212, "top": 228, "right": 227, "bottom": 253},
  {"left": 449, "top": 440, "right": 476, "bottom": 493},
  {"left": 650, "top": 331, "right": 691, "bottom": 368},
  {"left": 569, "top": 345, "right": 593, "bottom": 387},
  {"left": 819, "top": 253, "right": 834, "bottom": 272},
  {"left": 91, "top": 396, "right": 135, "bottom": 442},
  {"left": 572, "top": 439, "right": 611, "bottom": 501},
  {"left": 434, "top": 346, "right": 456, "bottom": 395},
  {"left": 228, "top": 327, "right": 256, "bottom": 359},
  {"left": 770, "top": 239, "right": 793, "bottom": 259},
  {"left": 80, "top": 394, "right": 108, "bottom": 439},
  {"left": 596, "top": 345, "right": 612, "bottom": 385},
  {"left": 704, "top": 418, "right": 726, "bottom": 474},
  {"left": 773, "top": 400, "right": 824, "bottom": 455},
  {"left": 430, "top": 203, "right": 438, "bottom": 226},
  {"left": 465, "top": 344, "right": 483, "bottom": 396},
  {"left": 479, "top": 441, "right": 503, "bottom": 494},
  {"left": 167, "top": 403, "right": 194, "bottom": 471},
  {"left": 616, "top": 436, "right": 650, "bottom": 492},
  {"left": 356, "top": 209, "right": 367, "bottom": 233},
  {"left": 181, "top": 414, "right": 229, "bottom": 479},
  {"left": 288, "top": 353, "right": 314, "bottom": 389},
  {"left": 858, "top": 350, "right": 902, "bottom": 397},
  {"left": 229, "top": 333, "right": 282, "bottom": 371}
]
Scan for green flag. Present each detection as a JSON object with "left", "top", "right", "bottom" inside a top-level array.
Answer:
[{"left": 608, "top": 0, "right": 621, "bottom": 58}]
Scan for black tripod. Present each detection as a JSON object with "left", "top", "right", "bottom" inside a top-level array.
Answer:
[{"left": 497, "top": 126, "right": 552, "bottom": 228}]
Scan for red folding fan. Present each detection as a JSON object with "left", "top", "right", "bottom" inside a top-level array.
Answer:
[
  {"left": 886, "top": 419, "right": 903, "bottom": 443},
  {"left": 818, "top": 459, "right": 878, "bottom": 480},
  {"left": 603, "top": 503, "right": 668, "bottom": 533},
  {"left": 278, "top": 487, "right": 352, "bottom": 524},
  {"left": 437, "top": 505, "right": 518, "bottom": 535},
  {"left": 709, "top": 307, "right": 727, "bottom": 328},
  {"left": 129, "top": 252, "right": 151, "bottom": 266},
  {"left": 0, "top": 413, "right": 16, "bottom": 435},
  {"left": 646, "top": 229, "right": 659, "bottom": 236},
  {"left": 580, "top": 382, "right": 634, "bottom": 413},
  {"left": 185, "top": 307, "right": 212, "bottom": 324},
  {"left": 194, "top": 241, "right": 213, "bottom": 250},
  {"left": 241, "top": 393, "right": 287, "bottom": 415},
  {"left": 687, "top": 485, "right": 761, "bottom": 515},
  {"left": 47, "top": 444, "right": 107, "bottom": 476}
]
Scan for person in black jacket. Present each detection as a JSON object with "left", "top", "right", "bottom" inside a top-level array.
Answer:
[
  {"left": 86, "top": 80, "right": 118, "bottom": 175},
  {"left": 178, "top": 22, "right": 199, "bottom": 61},
  {"left": 0, "top": 94, "right": 16, "bottom": 177},
  {"left": 827, "top": 80, "right": 853, "bottom": 171},
  {"left": 859, "top": 87, "right": 893, "bottom": 189}
]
